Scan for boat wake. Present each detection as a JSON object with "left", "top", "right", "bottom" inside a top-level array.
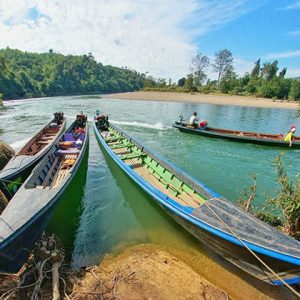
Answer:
[{"left": 110, "top": 120, "right": 171, "bottom": 131}]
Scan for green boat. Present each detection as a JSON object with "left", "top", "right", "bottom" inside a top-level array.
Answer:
[{"left": 94, "top": 120, "right": 300, "bottom": 286}]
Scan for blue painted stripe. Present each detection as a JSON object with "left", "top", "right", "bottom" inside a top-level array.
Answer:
[
  {"left": 272, "top": 276, "right": 300, "bottom": 286},
  {"left": 94, "top": 123, "right": 300, "bottom": 267}
]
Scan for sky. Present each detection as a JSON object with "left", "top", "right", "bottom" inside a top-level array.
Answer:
[{"left": 0, "top": 0, "right": 299, "bottom": 80}]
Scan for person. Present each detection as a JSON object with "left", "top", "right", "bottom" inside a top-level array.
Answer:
[
  {"left": 94, "top": 110, "right": 100, "bottom": 121},
  {"left": 199, "top": 120, "right": 208, "bottom": 130},
  {"left": 189, "top": 112, "right": 199, "bottom": 128},
  {"left": 76, "top": 112, "right": 87, "bottom": 128},
  {"left": 96, "top": 114, "right": 109, "bottom": 131},
  {"left": 284, "top": 126, "right": 296, "bottom": 147}
]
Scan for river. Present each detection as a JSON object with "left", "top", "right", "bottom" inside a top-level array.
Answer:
[{"left": 1, "top": 95, "right": 299, "bottom": 299}]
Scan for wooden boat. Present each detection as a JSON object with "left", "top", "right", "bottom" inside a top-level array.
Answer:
[
  {"left": 0, "top": 114, "right": 88, "bottom": 273},
  {"left": 94, "top": 121, "right": 300, "bottom": 286},
  {"left": 0, "top": 112, "right": 66, "bottom": 200},
  {"left": 173, "top": 122, "right": 300, "bottom": 148}
]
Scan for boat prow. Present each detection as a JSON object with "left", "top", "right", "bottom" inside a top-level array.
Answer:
[{"left": 0, "top": 113, "right": 67, "bottom": 199}]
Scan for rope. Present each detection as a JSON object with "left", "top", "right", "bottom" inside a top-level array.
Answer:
[{"left": 202, "top": 199, "right": 300, "bottom": 297}]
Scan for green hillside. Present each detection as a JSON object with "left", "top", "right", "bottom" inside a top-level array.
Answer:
[{"left": 0, "top": 48, "right": 145, "bottom": 99}]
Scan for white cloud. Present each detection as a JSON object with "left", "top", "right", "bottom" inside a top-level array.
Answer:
[
  {"left": 286, "top": 68, "right": 300, "bottom": 78},
  {"left": 288, "top": 30, "right": 300, "bottom": 36},
  {"left": 265, "top": 50, "right": 300, "bottom": 59},
  {"left": 0, "top": 0, "right": 262, "bottom": 79},
  {"left": 285, "top": 1, "right": 300, "bottom": 9}
]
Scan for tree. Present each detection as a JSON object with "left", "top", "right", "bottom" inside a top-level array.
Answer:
[
  {"left": 278, "top": 67, "right": 287, "bottom": 78},
  {"left": 289, "top": 80, "right": 300, "bottom": 101},
  {"left": 260, "top": 60, "right": 278, "bottom": 81},
  {"left": 191, "top": 53, "right": 210, "bottom": 86},
  {"left": 213, "top": 49, "right": 234, "bottom": 85},
  {"left": 184, "top": 73, "right": 194, "bottom": 91},
  {"left": 177, "top": 77, "right": 185, "bottom": 87},
  {"left": 251, "top": 59, "right": 260, "bottom": 78}
]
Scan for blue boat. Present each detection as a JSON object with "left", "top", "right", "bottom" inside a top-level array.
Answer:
[
  {"left": 93, "top": 121, "right": 300, "bottom": 286},
  {"left": 0, "top": 114, "right": 88, "bottom": 273}
]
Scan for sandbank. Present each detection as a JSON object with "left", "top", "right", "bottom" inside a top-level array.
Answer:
[{"left": 106, "top": 91, "right": 299, "bottom": 109}]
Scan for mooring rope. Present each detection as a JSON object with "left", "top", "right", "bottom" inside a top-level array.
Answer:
[{"left": 203, "top": 199, "right": 300, "bottom": 297}]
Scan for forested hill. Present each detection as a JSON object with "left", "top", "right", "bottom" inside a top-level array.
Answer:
[{"left": 0, "top": 48, "right": 145, "bottom": 100}]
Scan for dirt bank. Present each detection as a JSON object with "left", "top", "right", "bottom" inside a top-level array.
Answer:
[
  {"left": 71, "top": 244, "right": 229, "bottom": 300},
  {"left": 105, "top": 91, "right": 299, "bottom": 110},
  {"left": 0, "top": 140, "right": 14, "bottom": 170}
]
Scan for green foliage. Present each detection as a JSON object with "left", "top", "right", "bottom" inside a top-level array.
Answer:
[
  {"left": 251, "top": 59, "right": 260, "bottom": 78},
  {"left": 238, "top": 159, "right": 300, "bottom": 238},
  {"left": 238, "top": 175, "right": 257, "bottom": 213},
  {"left": 268, "top": 156, "right": 300, "bottom": 236},
  {"left": 258, "top": 78, "right": 291, "bottom": 99},
  {"left": 0, "top": 48, "right": 144, "bottom": 99},
  {"left": 255, "top": 211, "right": 282, "bottom": 227},
  {"left": 184, "top": 73, "right": 194, "bottom": 91},
  {"left": 289, "top": 80, "right": 300, "bottom": 101},
  {"left": 260, "top": 60, "right": 278, "bottom": 81}
]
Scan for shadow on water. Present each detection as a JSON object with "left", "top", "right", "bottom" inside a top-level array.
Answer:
[
  {"left": 96, "top": 136, "right": 296, "bottom": 300},
  {"left": 46, "top": 144, "right": 89, "bottom": 260}
]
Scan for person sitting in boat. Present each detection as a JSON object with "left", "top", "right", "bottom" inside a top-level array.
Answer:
[
  {"left": 284, "top": 126, "right": 296, "bottom": 147},
  {"left": 189, "top": 112, "right": 199, "bottom": 128},
  {"left": 53, "top": 112, "right": 64, "bottom": 125},
  {"left": 94, "top": 110, "right": 100, "bottom": 121},
  {"left": 199, "top": 120, "right": 208, "bottom": 130},
  {"left": 76, "top": 112, "right": 87, "bottom": 128},
  {"left": 96, "top": 114, "right": 109, "bottom": 131}
]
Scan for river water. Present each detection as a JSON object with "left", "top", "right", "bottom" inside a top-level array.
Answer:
[{"left": 1, "top": 95, "right": 299, "bottom": 299}]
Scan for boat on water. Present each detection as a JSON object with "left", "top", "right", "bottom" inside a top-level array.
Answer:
[
  {"left": 173, "top": 121, "right": 300, "bottom": 149},
  {"left": 94, "top": 119, "right": 300, "bottom": 286},
  {"left": 0, "top": 112, "right": 66, "bottom": 200},
  {"left": 0, "top": 114, "right": 88, "bottom": 273}
]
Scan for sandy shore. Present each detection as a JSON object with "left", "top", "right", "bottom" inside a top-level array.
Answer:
[{"left": 106, "top": 91, "right": 299, "bottom": 109}]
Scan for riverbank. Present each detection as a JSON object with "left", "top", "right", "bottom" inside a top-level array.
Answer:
[
  {"left": 106, "top": 91, "right": 299, "bottom": 109},
  {"left": 0, "top": 242, "right": 229, "bottom": 300}
]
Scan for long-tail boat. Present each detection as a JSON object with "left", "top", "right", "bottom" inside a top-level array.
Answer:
[
  {"left": 0, "top": 112, "right": 66, "bottom": 200},
  {"left": 94, "top": 120, "right": 300, "bottom": 286},
  {"left": 0, "top": 114, "right": 88, "bottom": 273},
  {"left": 173, "top": 121, "right": 300, "bottom": 148}
]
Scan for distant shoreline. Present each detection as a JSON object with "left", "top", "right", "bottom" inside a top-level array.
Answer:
[{"left": 105, "top": 91, "right": 299, "bottom": 110}]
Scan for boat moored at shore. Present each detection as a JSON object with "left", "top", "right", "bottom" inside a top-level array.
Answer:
[
  {"left": 94, "top": 120, "right": 300, "bottom": 286},
  {"left": 0, "top": 113, "right": 88, "bottom": 273}
]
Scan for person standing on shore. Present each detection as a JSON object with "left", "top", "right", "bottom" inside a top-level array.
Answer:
[{"left": 189, "top": 112, "right": 199, "bottom": 128}]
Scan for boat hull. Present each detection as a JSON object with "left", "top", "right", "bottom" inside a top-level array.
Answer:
[
  {"left": 0, "top": 120, "right": 88, "bottom": 273},
  {"left": 93, "top": 122, "right": 300, "bottom": 285},
  {"left": 173, "top": 123, "right": 300, "bottom": 149}
]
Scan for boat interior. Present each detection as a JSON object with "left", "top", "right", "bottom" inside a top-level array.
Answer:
[
  {"left": 100, "top": 127, "right": 206, "bottom": 209},
  {"left": 18, "top": 124, "right": 63, "bottom": 156},
  {"left": 26, "top": 129, "right": 85, "bottom": 189}
]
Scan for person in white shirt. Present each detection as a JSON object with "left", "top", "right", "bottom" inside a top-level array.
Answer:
[{"left": 189, "top": 112, "right": 199, "bottom": 128}]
